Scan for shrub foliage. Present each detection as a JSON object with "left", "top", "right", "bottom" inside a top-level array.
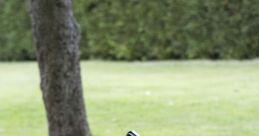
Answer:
[{"left": 1, "top": 0, "right": 259, "bottom": 60}]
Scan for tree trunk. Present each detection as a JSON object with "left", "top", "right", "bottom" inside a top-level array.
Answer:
[{"left": 30, "top": 0, "right": 91, "bottom": 136}]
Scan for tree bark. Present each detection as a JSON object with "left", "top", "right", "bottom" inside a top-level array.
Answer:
[{"left": 30, "top": 0, "right": 91, "bottom": 136}]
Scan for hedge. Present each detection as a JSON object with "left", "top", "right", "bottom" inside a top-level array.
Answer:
[{"left": 0, "top": 0, "right": 259, "bottom": 61}]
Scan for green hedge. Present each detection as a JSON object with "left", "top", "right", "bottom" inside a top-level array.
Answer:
[
  {"left": 1, "top": 0, "right": 259, "bottom": 61},
  {"left": 0, "top": 0, "right": 35, "bottom": 60}
]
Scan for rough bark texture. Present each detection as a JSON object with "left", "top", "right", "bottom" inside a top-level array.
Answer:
[{"left": 30, "top": 0, "right": 91, "bottom": 136}]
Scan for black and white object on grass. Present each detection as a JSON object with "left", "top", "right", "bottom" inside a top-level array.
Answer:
[{"left": 127, "top": 131, "right": 140, "bottom": 136}]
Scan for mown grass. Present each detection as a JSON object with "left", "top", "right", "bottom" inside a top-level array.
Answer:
[{"left": 0, "top": 60, "right": 259, "bottom": 136}]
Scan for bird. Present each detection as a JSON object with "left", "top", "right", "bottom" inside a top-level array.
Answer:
[{"left": 127, "top": 130, "right": 140, "bottom": 136}]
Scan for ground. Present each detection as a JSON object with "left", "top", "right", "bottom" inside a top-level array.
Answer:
[{"left": 0, "top": 60, "right": 259, "bottom": 136}]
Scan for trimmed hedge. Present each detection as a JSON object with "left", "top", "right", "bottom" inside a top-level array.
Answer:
[
  {"left": 0, "top": 0, "right": 35, "bottom": 60},
  {"left": 0, "top": 0, "right": 259, "bottom": 60}
]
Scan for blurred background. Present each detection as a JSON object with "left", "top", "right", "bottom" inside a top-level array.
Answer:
[
  {"left": 1, "top": 0, "right": 259, "bottom": 61},
  {"left": 0, "top": 0, "right": 259, "bottom": 136}
]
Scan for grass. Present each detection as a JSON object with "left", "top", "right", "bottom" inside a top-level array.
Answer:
[{"left": 0, "top": 60, "right": 259, "bottom": 136}]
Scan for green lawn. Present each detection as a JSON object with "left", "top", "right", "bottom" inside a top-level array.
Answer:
[{"left": 0, "top": 60, "right": 259, "bottom": 136}]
